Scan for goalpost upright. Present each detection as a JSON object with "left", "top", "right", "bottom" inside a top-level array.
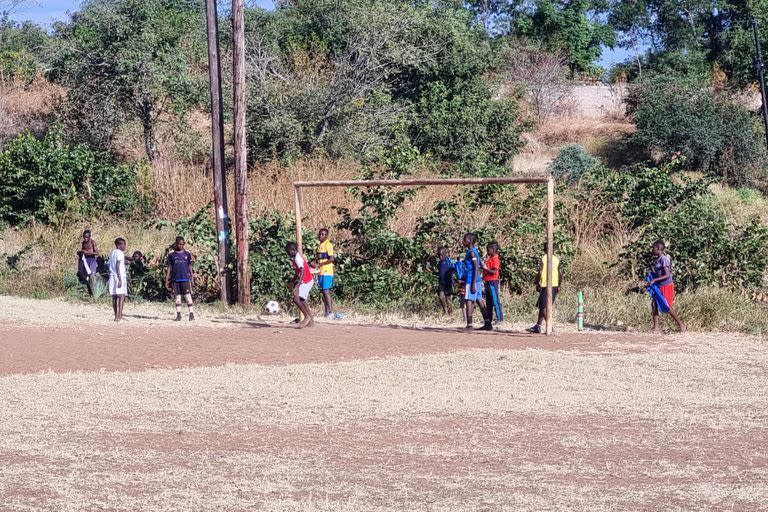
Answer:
[{"left": 293, "top": 176, "right": 557, "bottom": 336}]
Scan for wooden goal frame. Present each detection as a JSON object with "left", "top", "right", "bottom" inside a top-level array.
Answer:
[{"left": 293, "top": 176, "right": 557, "bottom": 336}]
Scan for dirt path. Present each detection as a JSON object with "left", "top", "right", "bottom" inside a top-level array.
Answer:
[
  {"left": 0, "top": 321, "right": 656, "bottom": 375},
  {"left": 0, "top": 294, "right": 659, "bottom": 375}
]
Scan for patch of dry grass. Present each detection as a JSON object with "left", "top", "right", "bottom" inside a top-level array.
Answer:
[
  {"left": 1, "top": 334, "right": 767, "bottom": 510},
  {"left": 535, "top": 117, "right": 635, "bottom": 148},
  {"left": 0, "top": 80, "right": 64, "bottom": 145}
]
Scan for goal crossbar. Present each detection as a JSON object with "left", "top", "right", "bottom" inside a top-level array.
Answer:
[{"left": 292, "top": 176, "right": 556, "bottom": 336}]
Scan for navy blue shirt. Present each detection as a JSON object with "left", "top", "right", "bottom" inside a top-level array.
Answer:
[
  {"left": 438, "top": 257, "right": 455, "bottom": 287},
  {"left": 167, "top": 250, "right": 193, "bottom": 282}
]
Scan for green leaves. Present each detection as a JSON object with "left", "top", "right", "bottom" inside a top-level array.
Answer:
[
  {"left": 47, "top": 0, "right": 206, "bottom": 160},
  {"left": 0, "top": 131, "right": 147, "bottom": 225},
  {"left": 631, "top": 75, "right": 767, "bottom": 187}
]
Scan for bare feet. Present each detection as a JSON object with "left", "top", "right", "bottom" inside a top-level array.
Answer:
[{"left": 297, "top": 317, "right": 314, "bottom": 329}]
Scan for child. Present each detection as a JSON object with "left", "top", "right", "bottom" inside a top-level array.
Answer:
[
  {"left": 314, "top": 228, "right": 336, "bottom": 318},
  {"left": 462, "top": 233, "right": 492, "bottom": 331},
  {"left": 127, "top": 250, "right": 146, "bottom": 298},
  {"left": 527, "top": 243, "right": 563, "bottom": 334},
  {"left": 166, "top": 236, "right": 195, "bottom": 321},
  {"left": 645, "top": 240, "right": 686, "bottom": 333},
  {"left": 483, "top": 241, "right": 503, "bottom": 325},
  {"left": 77, "top": 229, "right": 99, "bottom": 296},
  {"left": 108, "top": 238, "right": 128, "bottom": 322},
  {"left": 287, "top": 242, "right": 315, "bottom": 328},
  {"left": 437, "top": 246, "right": 455, "bottom": 315}
]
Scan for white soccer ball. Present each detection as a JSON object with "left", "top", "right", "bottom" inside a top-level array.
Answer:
[{"left": 265, "top": 300, "right": 280, "bottom": 315}]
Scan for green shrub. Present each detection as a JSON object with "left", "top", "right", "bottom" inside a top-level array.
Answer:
[
  {"left": 550, "top": 144, "right": 599, "bottom": 185},
  {"left": 630, "top": 75, "right": 767, "bottom": 187},
  {"left": 621, "top": 196, "right": 768, "bottom": 290},
  {"left": 0, "top": 131, "right": 148, "bottom": 225}
]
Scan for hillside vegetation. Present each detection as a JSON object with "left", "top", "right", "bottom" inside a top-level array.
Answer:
[{"left": 1, "top": 0, "right": 768, "bottom": 332}]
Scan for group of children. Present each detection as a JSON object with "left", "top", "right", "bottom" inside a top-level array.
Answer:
[
  {"left": 79, "top": 227, "right": 686, "bottom": 333},
  {"left": 438, "top": 234, "right": 561, "bottom": 332},
  {"left": 77, "top": 232, "right": 196, "bottom": 322}
]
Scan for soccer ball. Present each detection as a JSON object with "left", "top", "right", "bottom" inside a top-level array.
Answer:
[{"left": 265, "top": 300, "right": 280, "bottom": 315}]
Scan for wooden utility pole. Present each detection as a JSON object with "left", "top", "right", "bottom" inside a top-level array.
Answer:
[
  {"left": 232, "top": 0, "right": 250, "bottom": 305},
  {"left": 205, "top": 0, "right": 232, "bottom": 303}
]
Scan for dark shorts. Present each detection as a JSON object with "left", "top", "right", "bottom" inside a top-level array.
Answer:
[
  {"left": 439, "top": 282, "right": 454, "bottom": 296},
  {"left": 172, "top": 281, "right": 192, "bottom": 296},
  {"left": 536, "top": 287, "right": 559, "bottom": 309}
]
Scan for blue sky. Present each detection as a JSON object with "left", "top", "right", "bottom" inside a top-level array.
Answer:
[{"left": 8, "top": 0, "right": 630, "bottom": 69}]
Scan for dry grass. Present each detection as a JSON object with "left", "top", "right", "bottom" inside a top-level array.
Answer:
[
  {"left": 1, "top": 332, "right": 767, "bottom": 510},
  {"left": 0, "top": 219, "right": 177, "bottom": 297},
  {"left": 710, "top": 184, "right": 768, "bottom": 225},
  {"left": 535, "top": 117, "right": 635, "bottom": 148},
  {"left": 0, "top": 80, "right": 65, "bottom": 144}
]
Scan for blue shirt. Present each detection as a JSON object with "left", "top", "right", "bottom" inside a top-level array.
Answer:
[
  {"left": 464, "top": 247, "right": 483, "bottom": 284},
  {"left": 438, "top": 257, "right": 454, "bottom": 286},
  {"left": 167, "top": 250, "right": 193, "bottom": 282}
]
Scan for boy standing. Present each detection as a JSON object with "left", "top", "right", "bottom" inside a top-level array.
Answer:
[
  {"left": 77, "top": 229, "right": 99, "bottom": 296},
  {"left": 166, "top": 236, "right": 195, "bottom": 321},
  {"left": 527, "top": 243, "right": 563, "bottom": 334},
  {"left": 483, "top": 242, "right": 503, "bottom": 325},
  {"left": 437, "top": 246, "right": 455, "bottom": 315},
  {"left": 314, "top": 228, "right": 336, "bottom": 318},
  {"left": 108, "top": 238, "right": 128, "bottom": 322},
  {"left": 287, "top": 242, "right": 315, "bottom": 328},
  {"left": 645, "top": 240, "right": 686, "bottom": 333},
  {"left": 463, "top": 233, "right": 492, "bottom": 331}
]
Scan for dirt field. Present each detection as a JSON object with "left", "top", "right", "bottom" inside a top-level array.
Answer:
[{"left": 1, "top": 296, "right": 767, "bottom": 511}]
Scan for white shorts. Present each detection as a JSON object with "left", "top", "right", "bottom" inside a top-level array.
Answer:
[
  {"left": 109, "top": 274, "right": 127, "bottom": 296},
  {"left": 297, "top": 280, "right": 313, "bottom": 300}
]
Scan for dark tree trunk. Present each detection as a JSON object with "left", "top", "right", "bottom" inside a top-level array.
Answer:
[{"left": 140, "top": 99, "right": 160, "bottom": 162}]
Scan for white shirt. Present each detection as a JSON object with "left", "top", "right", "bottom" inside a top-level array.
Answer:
[{"left": 108, "top": 248, "right": 127, "bottom": 295}]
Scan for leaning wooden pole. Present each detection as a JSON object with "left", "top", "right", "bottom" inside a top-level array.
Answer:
[
  {"left": 545, "top": 177, "right": 555, "bottom": 336},
  {"left": 205, "top": 0, "right": 232, "bottom": 303},
  {"left": 232, "top": 0, "right": 250, "bottom": 305}
]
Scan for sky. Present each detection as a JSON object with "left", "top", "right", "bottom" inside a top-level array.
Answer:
[{"left": 6, "top": 0, "right": 630, "bottom": 70}]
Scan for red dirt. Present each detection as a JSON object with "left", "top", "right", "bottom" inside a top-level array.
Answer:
[{"left": 0, "top": 321, "right": 649, "bottom": 375}]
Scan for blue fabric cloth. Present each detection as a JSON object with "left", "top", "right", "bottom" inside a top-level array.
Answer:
[
  {"left": 645, "top": 274, "right": 670, "bottom": 313},
  {"left": 438, "top": 258, "right": 455, "bottom": 287},
  {"left": 454, "top": 258, "right": 466, "bottom": 282},
  {"left": 318, "top": 275, "right": 334, "bottom": 290},
  {"left": 167, "top": 250, "right": 193, "bottom": 282}
]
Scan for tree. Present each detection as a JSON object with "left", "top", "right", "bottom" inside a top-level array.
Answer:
[
  {"left": 513, "top": 0, "right": 616, "bottom": 76},
  {"left": 0, "top": 16, "right": 48, "bottom": 83},
  {"left": 245, "top": 0, "right": 528, "bottom": 170},
  {"left": 630, "top": 74, "right": 767, "bottom": 186},
  {"left": 47, "top": 0, "right": 207, "bottom": 161}
]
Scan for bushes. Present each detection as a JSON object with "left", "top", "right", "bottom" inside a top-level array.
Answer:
[
  {"left": 630, "top": 75, "right": 767, "bottom": 187},
  {"left": 574, "top": 160, "right": 768, "bottom": 291},
  {"left": 0, "top": 131, "right": 147, "bottom": 225}
]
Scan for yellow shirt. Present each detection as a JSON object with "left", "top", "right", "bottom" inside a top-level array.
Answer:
[
  {"left": 539, "top": 254, "right": 560, "bottom": 288},
  {"left": 316, "top": 240, "right": 335, "bottom": 276}
]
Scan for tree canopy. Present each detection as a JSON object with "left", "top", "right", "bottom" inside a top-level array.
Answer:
[{"left": 46, "top": 0, "right": 207, "bottom": 161}]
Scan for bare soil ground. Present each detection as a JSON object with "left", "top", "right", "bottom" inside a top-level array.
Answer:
[{"left": 1, "top": 296, "right": 767, "bottom": 511}]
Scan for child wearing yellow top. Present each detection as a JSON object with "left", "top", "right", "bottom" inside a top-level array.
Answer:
[
  {"left": 527, "top": 243, "right": 563, "bottom": 334},
  {"left": 313, "top": 228, "right": 336, "bottom": 318}
]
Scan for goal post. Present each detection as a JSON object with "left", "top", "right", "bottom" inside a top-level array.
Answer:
[{"left": 292, "top": 176, "right": 557, "bottom": 336}]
